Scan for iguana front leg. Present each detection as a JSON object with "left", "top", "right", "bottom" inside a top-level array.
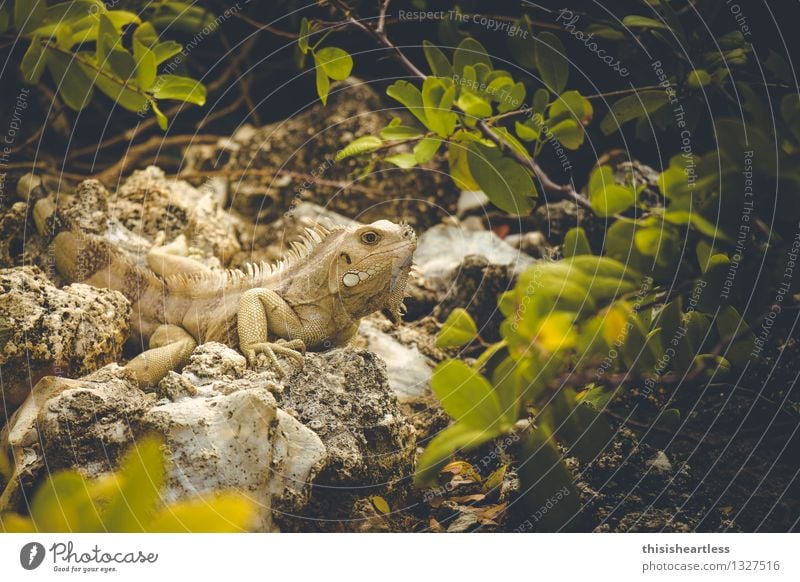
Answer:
[
  {"left": 238, "top": 288, "right": 306, "bottom": 377},
  {"left": 126, "top": 324, "right": 197, "bottom": 388}
]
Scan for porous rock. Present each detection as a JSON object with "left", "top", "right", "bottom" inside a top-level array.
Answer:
[
  {"left": 278, "top": 347, "right": 416, "bottom": 487},
  {"left": 0, "top": 266, "right": 130, "bottom": 420},
  {"left": 1, "top": 344, "right": 327, "bottom": 532},
  {"left": 275, "top": 346, "right": 417, "bottom": 530}
]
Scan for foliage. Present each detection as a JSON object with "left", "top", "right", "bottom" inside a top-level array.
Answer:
[
  {"left": 312, "top": 0, "right": 799, "bottom": 530},
  {"left": 0, "top": 435, "right": 256, "bottom": 532},
  {"left": 3, "top": 0, "right": 210, "bottom": 129}
]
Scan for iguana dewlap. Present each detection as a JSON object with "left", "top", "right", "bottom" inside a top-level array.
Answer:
[{"left": 34, "top": 197, "right": 417, "bottom": 387}]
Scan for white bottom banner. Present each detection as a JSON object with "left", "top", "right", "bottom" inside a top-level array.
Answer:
[{"left": 0, "top": 533, "right": 795, "bottom": 581}]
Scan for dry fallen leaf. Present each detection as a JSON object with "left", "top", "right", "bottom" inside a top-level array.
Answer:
[
  {"left": 442, "top": 460, "right": 481, "bottom": 483},
  {"left": 450, "top": 493, "right": 487, "bottom": 504}
]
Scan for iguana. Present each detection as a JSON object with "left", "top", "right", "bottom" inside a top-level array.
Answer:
[{"left": 32, "top": 195, "right": 417, "bottom": 387}]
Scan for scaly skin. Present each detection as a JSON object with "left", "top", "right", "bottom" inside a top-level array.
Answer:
[{"left": 34, "top": 197, "right": 417, "bottom": 386}]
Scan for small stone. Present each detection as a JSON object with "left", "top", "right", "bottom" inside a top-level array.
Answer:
[{"left": 646, "top": 451, "right": 673, "bottom": 474}]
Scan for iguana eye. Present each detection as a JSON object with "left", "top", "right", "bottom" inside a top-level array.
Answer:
[{"left": 361, "top": 231, "right": 380, "bottom": 245}]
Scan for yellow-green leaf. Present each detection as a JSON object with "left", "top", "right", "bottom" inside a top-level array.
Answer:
[
  {"left": 335, "top": 135, "right": 383, "bottom": 161},
  {"left": 147, "top": 492, "right": 255, "bottom": 532},
  {"left": 152, "top": 74, "right": 206, "bottom": 106},
  {"left": 369, "top": 496, "right": 390, "bottom": 515},
  {"left": 590, "top": 183, "right": 638, "bottom": 217},
  {"left": 314, "top": 46, "right": 352, "bottom": 80},
  {"left": 431, "top": 359, "right": 504, "bottom": 429},
  {"left": 436, "top": 308, "right": 478, "bottom": 348}
]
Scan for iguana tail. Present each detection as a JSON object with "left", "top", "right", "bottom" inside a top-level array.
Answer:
[{"left": 33, "top": 197, "right": 164, "bottom": 304}]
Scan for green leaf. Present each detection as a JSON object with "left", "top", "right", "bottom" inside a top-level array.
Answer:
[
  {"left": 106, "top": 48, "right": 136, "bottom": 82},
  {"left": 384, "top": 153, "right": 418, "bottom": 168},
  {"left": 386, "top": 80, "right": 427, "bottom": 127},
  {"left": 46, "top": 50, "right": 94, "bottom": 111},
  {"left": 105, "top": 10, "right": 141, "bottom": 29},
  {"left": 549, "top": 90, "right": 593, "bottom": 125},
  {"left": 15, "top": 0, "right": 46, "bottom": 34},
  {"left": 493, "top": 126, "right": 530, "bottom": 159},
  {"left": 436, "top": 308, "right": 478, "bottom": 348},
  {"left": 423, "top": 41, "right": 453, "bottom": 77},
  {"left": 87, "top": 64, "right": 148, "bottom": 111},
  {"left": 515, "top": 120, "right": 540, "bottom": 142},
  {"left": 563, "top": 227, "right": 592, "bottom": 257},
  {"left": 601, "top": 91, "right": 670, "bottom": 135},
  {"left": 663, "top": 210, "right": 728, "bottom": 240},
  {"left": 30, "top": 471, "right": 101, "bottom": 532},
  {"left": 151, "top": 41, "right": 183, "bottom": 65},
  {"left": 716, "top": 305, "right": 755, "bottom": 365},
  {"left": 590, "top": 184, "right": 638, "bottom": 217},
  {"left": 532, "top": 88, "right": 549, "bottom": 118},
  {"left": 298, "top": 17, "right": 311, "bottom": 54},
  {"left": 491, "top": 356, "right": 522, "bottom": 424},
  {"left": 316, "top": 59, "right": 330, "bottom": 105},
  {"left": 147, "top": 492, "right": 255, "bottom": 532},
  {"left": 535, "top": 32, "right": 568, "bottom": 94},
  {"left": 151, "top": 101, "right": 168, "bottom": 130},
  {"left": 507, "top": 18, "right": 536, "bottom": 68},
  {"left": 413, "top": 136, "right": 441, "bottom": 164},
  {"left": 96, "top": 13, "right": 120, "bottom": 63},
  {"left": 421, "top": 76, "right": 457, "bottom": 136},
  {"left": 497, "top": 81, "right": 526, "bottom": 114},
  {"left": 431, "top": 359, "right": 505, "bottom": 429},
  {"left": 134, "top": 21, "right": 158, "bottom": 46},
  {"left": 101, "top": 435, "right": 165, "bottom": 532},
  {"left": 765, "top": 51, "right": 792, "bottom": 84},
  {"left": 467, "top": 142, "right": 536, "bottom": 214},
  {"left": 152, "top": 74, "right": 206, "bottom": 106},
  {"left": 453, "top": 37, "right": 492, "bottom": 75},
  {"left": 687, "top": 69, "right": 711, "bottom": 88},
  {"left": 314, "top": 46, "right": 352, "bottom": 80},
  {"left": 335, "top": 135, "right": 383, "bottom": 161},
  {"left": 380, "top": 118, "right": 424, "bottom": 140},
  {"left": 548, "top": 119, "right": 584, "bottom": 150},
  {"left": 622, "top": 15, "right": 671, "bottom": 30},
  {"left": 21, "top": 39, "right": 47, "bottom": 84},
  {"left": 414, "top": 422, "right": 500, "bottom": 486},
  {"left": 456, "top": 88, "right": 492, "bottom": 118},
  {"left": 589, "top": 165, "right": 615, "bottom": 195},
  {"left": 518, "top": 427, "right": 580, "bottom": 531},
  {"left": 133, "top": 40, "right": 157, "bottom": 90},
  {"left": 46, "top": 0, "right": 102, "bottom": 22}
]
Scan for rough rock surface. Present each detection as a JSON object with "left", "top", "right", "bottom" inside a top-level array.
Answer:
[
  {"left": 275, "top": 347, "right": 417, "bottom": 530},
  {"left": 114, "top": 167, "right": 239, "bottom": 263},
  {"left": 1, "top": 342, "right": 417, "bottom": 531},
  {"left": 0, "top": 345, "right": 327, "bottom": 532},
  {"left": 278, "top": 348, "right": 415, "bottom": 487},
  {"left": 0, "top": 266, "right": 130, "bottom": 421},
  {"left": 414, "top": 223, "right": 533, "bottom": 295}
]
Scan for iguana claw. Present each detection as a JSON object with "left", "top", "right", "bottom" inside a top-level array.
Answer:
[{"left": 243, "top": 339, "right": 306, "bottom": 377}]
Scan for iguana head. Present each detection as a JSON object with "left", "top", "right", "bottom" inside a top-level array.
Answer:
[{"left": 333, "top": 220, "right": 416, "bottom": 322}]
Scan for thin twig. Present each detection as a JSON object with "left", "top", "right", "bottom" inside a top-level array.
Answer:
[
  {"left": 95, "top": 134, "right": 223, "bottom": 182},
  {"left": 234, "top": 12, "right": 298, "bottom": 39},
  {"left": 175, "top": 167, "right": 384, "bottom": 197},
  {"left": 377, "top": 0, "right": 391, "bottom": 33}
]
